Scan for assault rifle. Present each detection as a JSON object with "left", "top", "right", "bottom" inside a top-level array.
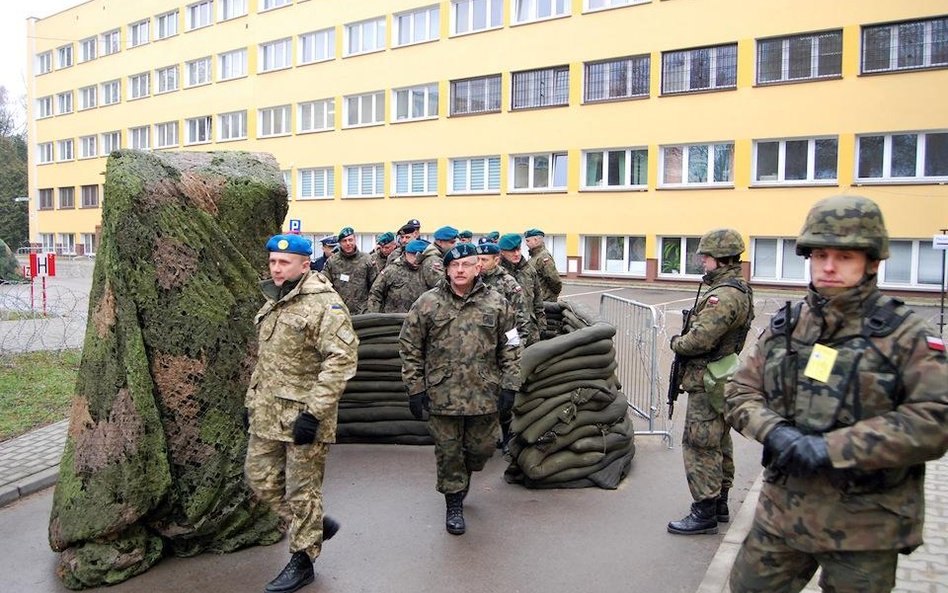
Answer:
[{"left": 667, "top": 285, "right": 702, "bottom": 419}]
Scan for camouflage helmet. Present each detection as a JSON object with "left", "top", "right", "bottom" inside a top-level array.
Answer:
[
  {"left": 696, "top": 228, "right": 744, "bottom": 259},
  {"left": 795, "top": 195, "right": 889, "bottom": 260}
]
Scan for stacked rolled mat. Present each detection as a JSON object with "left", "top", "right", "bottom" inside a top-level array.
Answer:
[
  {"left": 335, "top": 313, "right": 433, "bottom": 445},
  {"left": 504, "top": 301, "right": 635, "bottom": 489}
]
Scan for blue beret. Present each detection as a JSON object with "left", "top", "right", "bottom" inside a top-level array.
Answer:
[
  {"left": 405, "top": 239, "right": 429, "bottom": 254},
  {"left": 433, "top": 226, "right": 459, "bottom": 241},
  {"left": 498, "top": 233, "right": 522, "bottom": 251},
  {"left": 487, "top": 231, "right": 500, "bottom": 241},
  {"left": 477, "top": 243, "right": 500, "bottom": 255},
  {"left": 458, "top": 229, "right": 474, "bottom": 239},
  {"left": 524, "top": 228, "right": 545, "bottom": 238},
  {"left": 443, "top": 242, "right": 479, "bottom": 266},
  {"left": 377, "top": 231, "right": 395, "bottom": 245},
  {"left": 320, "top": 235, "right": 338, "bottom": 246},
  {"left": 338, "top": 226, "right": 354, "bottom": 239},
  {"left": 267, "top": 234, "right": 313, "bottom": 256}
]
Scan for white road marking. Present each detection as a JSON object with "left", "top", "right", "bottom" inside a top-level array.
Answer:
[{"left": 564, "top": 287, "right": 625, "bottom": 298}]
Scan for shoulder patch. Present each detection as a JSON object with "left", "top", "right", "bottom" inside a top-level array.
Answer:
[
  {"left": 707, "top": 296, "right": 720, "bottom": 306},
  {"left": 926, "top": 335, "right": 945, "bottom": 352},
  {"left": 331, "top": 303, "right": 345, "bottom": 310}
]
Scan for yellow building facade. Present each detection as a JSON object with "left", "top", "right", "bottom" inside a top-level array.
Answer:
[{"left": 26, "top": 0, "right": 948, "bottom": 290}]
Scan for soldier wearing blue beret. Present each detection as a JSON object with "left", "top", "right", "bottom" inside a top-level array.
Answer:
[{"left": 433, "top": 226, "right": 459, "bottom": 256}]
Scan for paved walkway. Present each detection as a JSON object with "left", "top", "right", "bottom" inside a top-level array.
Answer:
[{"left": 0, "top": 420, "right": 67, "bottom": 507}]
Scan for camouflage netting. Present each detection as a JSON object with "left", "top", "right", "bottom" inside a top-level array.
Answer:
[
  {"left": 48, "top": 150, "right": 287, "bottom": 589},
  {"left": 0, "top": 238, "right": 24, "bottom": 283}
]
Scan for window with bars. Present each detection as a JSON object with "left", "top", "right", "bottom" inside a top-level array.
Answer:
[
  {"left": 101, "top": 131, "right": 121, "bottom": 153},
  {"left": 393, "top": 161, "right": 438, "bottom": 196},
  {"left": 344, "top": 164, "right": 385, "bottom": 197},
  {"left": 856, "top": 131, "right": 948, "bottom": 181},
  {"left": 449, "top": 156, "right": 501, "bottom": 193},
  {"left": 344, "top": 92, "right": 384, "bottom": 127},
  {"left": 186, "top": 116, "right": 212, "bottom": 144},
  {"left": 81, "top": 185, "right": 100, "bottom": 208},
  {"left": 299, "top": 99, "right": 335, "bottom": 133},
  {"left": 79, "top": 135, "right": 97, "bottom": 158},
  {"left": 511, "top": 152, "right": 568, "bottom": 190},
  {"left": 662, "top": 44, "right": 737, "bottom": 94},
  {"left": 584, "top": 55, "right": 649, "bottom": 102},
  {"left": 260, "top": 39, "right": 292, "bottom": 72},
  {"left": 450, "top": 75, "right": 501, "bottom": 115},
  {"left": 299, "top": 167, "right": 335, "bottom": 199},
  {"left": 218, "top": 111, "right": 248, "bottom": 141},
  {"left": 219, "top": 48, "right": 247, "bottom": 80},
  {"left": 512, "top": 66, "right": 569, "bottom": 109},
  {"left": 660, "top": 142, "right": 734, "bottom": 186},
  {"left": 59, "top": 187, "right": 75, "bottom": 209},
  {"left": 299, "top": 28, "right": 335, "bottom": 64},
  {"left": 155, "top": 122, "right": 179, "bottom": 148},
  {"left": 38, "top": 189, "right": 54, "bottom": 210},
  {"left": 393, "top": 84, "right": 439, "bottom": 121},
  {"left": 582, "top": 148, "right": 647, "bottom": 189},
  {"left": 394, "top": 5, "right": 440, "bottom": 47},
  {"left": 157, "top": 65, "right": 179, "bottom": 92},
  {"left": 862, "top": 17, "right": 948, "bottom": 73},
  {"left": 757, "top": 30, "right": 842, "bottom": 84},
  {"left": 259, "top": 105, "right": 292, "bottom": 136},
  {"left": 753, "top": 137, "right": 838, "bottom": 184},
  {"left": 345, "top": 17, "right": 386, "bottom": 56}
]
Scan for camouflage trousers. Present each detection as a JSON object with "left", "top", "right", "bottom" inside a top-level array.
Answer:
[
  {"left": 428, "top": 414, "right": 500, "bottom": 494},
  {"left": 682, "top": 390, "right": 734, "bottom": 501},
  {"left": 245, "top": 435, "right": 329, "bottom": 560},
  {"left": 730, "top": 522, "right": 898, "bottom": 593}
]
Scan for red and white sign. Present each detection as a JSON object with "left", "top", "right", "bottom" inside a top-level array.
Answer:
[{"left": 28, "top": 253, "right": 56, "bottom": 278}]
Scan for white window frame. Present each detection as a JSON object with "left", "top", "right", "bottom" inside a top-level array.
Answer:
[
  {"left": 658, "top": 236, "right": 704, "bottom": 277},
  {"left": 185, "top": 116, "right": 213, "bottom": 145},
  {"left": 394, "top": 5, "right": 440, "bottom": 47},
  {"left": 258, "top": 105, "right": 292, "bottom": 137},
  {"left": 512, "top": 0, "right": 570, "bottom": 25},
  {"left": 186, "top": 57, "right": 212, "bottom": 86},
  {"left": 81, "top": 233, "right": 97, "bottom": 255},
  {"left": 451, "top": 0, "right": 503, "bottom": 36},
  {"left": 128, "top": 72, "right": 150, "bottom": 100},
  {"left": 583, "top": 54, "right": 650, "bottom": 102},
  {"left": 879, "top": 239, "right": 948, "bottom": 290},
  {"left": 584, "top": 0, "right": 647, "bottom": 12},
  {"left": 756, "top": 30, "right": 843, "bottom": 84},
  {"left": 510, "top": 152, "right": 568, "bottom": 191},
  {"left": 57, "top": 44, "right": 73, "bottom": 68},
  {"left": 392, "top": 160, "right": 438, "bottom": 196},
  {"left": 581, "top": 147, "right": 648, "bottom": 190},
  {"left": 218, "top": 48, "right": 247, "bottom": 80},
  {"left": 101, "top": 29, "right": 120, "bottom": 55},
  {"left": 78, "top": 86, "right": 97, "bottom": 110},
  {"left": 217, "top": 110, "right": 248, "bottom": 141},
  {"left": 37, "top": 143, "right": 54, "bottom": 164},
  {"left": 187, "top": 1, "right": 214, "bottom": 31},
  {"left": 298, "top": 98, "right": 335, "bottom": 133},
  {"left": 79, "top": 37, "right": 97, "bottom": 62},
  {"left": 662, "top": 43, "right": 738, "bottom": 94},
  {"left": 260, "top": 0, "right": 291, "bottom": 12},
  {"left": 344, "top": 17, "right": 386, "bottom": 57},
  {"left": 40, "top": 233, "right": 55, "bottom": 252},
  {"left": 298, "top": 167, "right": 336, "bottom": 200},
  {"left": 157, "top": 65, "right": 179, "bottom": 93},
  {"left": 450, "top": 74, "right": 502, "bottom": 115},
  {"left": 343, "top": 91, "right": 385, "bottom": 128},
  {"left": 155, "top": 121, "right": 179, "bottom": 148},
  {"left": 751, "top": 237, "right": 809, "bottom": 284},
  {"left": 129, "top": 126, "right": 150, "bottom": 150},
  {"left": 128, "top": 20, "right": 150, "bottom": 48},
  {"left": 393, "top": 83, "right": 439, "bottom": 122},
  {"left": 57, "top": 139, "right": 74, "bottom": 161},
  {"left": 79, "top": 135, "right": 97, "bottom": 159},
  {"left": 57, "top": 92, "right": 73, "bottom": 115},
  {"left": 581, "top": 235, "right": 648, "bottom": 276},
  {"left": 101, "top": 131, "right": 121, "bottom": 153},
  {"left": 259, "top": 38, "right": 292, "bottom": 72},
  {"left": 298, "top": 28, "right": 335, "bottom": 64},
  {"left": 862, "top": 17, "right": 948, "bottom": 74},
  {"left": 36, "top": 51, "right": 52, "bottom": 75},
  {"left": 855, "top": 131, "right": 948, "bottom": 183},
  {"left": 659, "top": 142, "right": 735, "bottom": 188},
  {"left": 81, "top": 185, "right": 100, "bottom": 209},
  {"left": 36, "top": 96, "right": 53, "bottom": 118},
  {"left": 101, "top": 80, "right": 121, "bottom": 105},
  {"left": 449, "top": 155, "right": 501, "bottom": 194},
  {"left": 752, "top": 137, "right": 839, "bottom": 185},
  {"left": 59, "top": 233, "right": 76, "bottom": 255},
  {"left": 157, "top": 11, "right": 179, "bottom": 39},
  {"left": 344, "top": 164, "right": 385, "bottom": 198},
  {"left": 219, "top": 0, "right": 247, "bottom": 21},
  {"left": 511, "top": 65, "right": 570, "bottom": 109}
]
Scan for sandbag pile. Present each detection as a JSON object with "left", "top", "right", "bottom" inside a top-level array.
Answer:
[
  {"left": 336, "top": 313, "right": 432, "bottom": 445},
  {"left": 505, "top": 301, "right": 635, "bottom": 489}
]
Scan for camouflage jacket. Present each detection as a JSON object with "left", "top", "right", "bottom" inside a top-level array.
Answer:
[
  {"left": 418, "top": 244, "right": 444, "bottom": 289},
  {"left": 386, "top": 244, "right": 404, "bottom": 265},
  {"left": 369, "top": 248, "right": 389, "bottom": 274},
  {"left": 725, "top": 278, "right": 948, "bottom": 553},
  {"left": 528, "top": 245, "right": 562, "bottom": 302},
  {"left": 322, "top": 248, "right": 378, "bottom": 315},
  {"left": 480, "top": 265, "right": 530, "bottom": 343},
  {"left": 501, "top": 256, "right": 545, "bottom": 345},
  {"left": 399, "top": 279, "right": 522, "bottom": 415},
  {"left": 246, "top": 271, "right": 359, "bottom": 443},
  {"left": 671, "top": 265, "right": 754, "bottom": 393},
  {"left": 367, "top": 257, "right": 428, "bottom": 314}
]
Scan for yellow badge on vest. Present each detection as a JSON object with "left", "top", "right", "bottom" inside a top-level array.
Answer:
[{"left": 803, "top": 343, "right": 838, "bottom": 383}]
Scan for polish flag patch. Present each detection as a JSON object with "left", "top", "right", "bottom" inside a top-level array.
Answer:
[
  {"left": 926, "top": 336, "right": 946, "bottom": 352},
  {"left": 707, "top": 296, "right": 720, "bottom": 306}
]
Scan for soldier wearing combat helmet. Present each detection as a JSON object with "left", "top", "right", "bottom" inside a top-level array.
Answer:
[
  {"left": 667, "top": 228, "right": 754, "bottom": 536},
  {"left": 725, "top": 195, "right": 948, "bottom": 593}
]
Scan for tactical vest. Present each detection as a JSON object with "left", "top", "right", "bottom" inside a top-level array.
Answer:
[{"left": 691, "top": 278, "right": 755, "bottom": 366}]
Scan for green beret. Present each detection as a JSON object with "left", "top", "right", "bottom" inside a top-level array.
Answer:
[
  {"left": 498, "top": 233, "right": 522, "bottom": 251},
  {"left": 376, "top": 231, "right": 395, "bottom": 245},
  {"left": 458, "top": 230, "right": 474, "bottom": 239},
  {"left": 487, "top": 231, "right": 500, "bottom": 241},
  {"left": 338, "top": 226, "right": 354, "bottom": 239},
  {"left": 524, "top": 228, "right": 545, "bottom": 238},
  {"left": 266, "top": 234, "right": 313, "bottom": 256},
  {"left": 443, "top": 242, "right": 479, "bottom": 266}
]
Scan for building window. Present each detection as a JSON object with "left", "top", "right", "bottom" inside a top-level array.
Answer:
[
  {"left": 344, "top": 91, "right": 385, "bottom": 127},
  {"left": 219, "top": 48, "right": 247, "bottom": 80},
  {"left": 585, "top": 0, "right": 646, "bottom": 11},
  {"left": 155, "top": 121, "right": 179, "bottom": 148},
  {"left": 57, "top": 45, "right": 73, "bottom": 68},
  {"left": 185, "top": 116, "right": 212, "bottom": 144},
  {"left": 856, "top": 131, "right": 948, "bottom": 182},
  {"left": 40, "top": 234, "right": 55, "bottom": 252},
  {"left": 79, "top": 37, "right": 97, "bottom": 62},
  {"left": 512, "top": 65, "right": 569, "bottom": 109},
  {"left": 450, "top": 156, "right": 501, "bottom": 193},
  {"left": 58, "top": 187, "right": 75, "bottom": 209},
  {"left": 260, "top": 0, "right": 291, "bottom": 11},
  {"left": 452, "top": 0, "right": 503, "bottom": 35},
  {"left": 157, "top": 65, "right": 179, "bottom": 93},
  {"left": 513, "top": 0, "right": 570, "bottom": 25},
  {"left": 129, "top": 72, "right": 150, "bottom": 99},
  {"left": 450, "top": 74, "right": 501, "bottom": 115},
  {"left": 218, "top": 110, "right": 248, "bottom": 141},
  {"left": 345, "top": 164, "right": 385, "bottom": 197},
  {"left": 862, "top": 17, "right": 948, "bottom": 74},
  {"left": 128, "top": 20, "right": 150, "bottom": 47},
  {"left": 38, "top": 189, "right": 54, "bottom": 210},
  {"left": 659, "top": 236, "right": 702, "bottom": 276},
  {"left": 751, "top": 238, "right": 806, "bottom": 282},
  {"left": 582, "top": 235, "right": 646, "bottom": 275},
  {"left": 584, "top": 55, "right": 649, "bottom": 102},
  {"left": 36, "top": 96, "right": 53, "bottom": 118},
  {"left": 511, "top": 152, "right": 568, "bottom": 191},
  {"left": 101, "top": 80, "right": 121, "bottom": 105},
  {"left": 81, "top": 233, "right": 97, "bottom": 255},
  {"left": 298, "top": 98, "right": 335, "bottom": 133},
  {"left": 298, "top": 167, "right": 335, "bottom": 200},
  {"left": 59, "top": 233, "right": 76, "bottom": 255},
  {"left": 101, "top": 29, "right": 120, "bottom": 55},
  {"left": 757, "top": 30, "right": 842, "bottom": 84},
  {"left": 582, "top": 147, "right": 647, "bottom": 189},
  {"left": 662, "top": 43, "right": 737, "bottom": 94},
  {"left": 79, "top": 86, "right": 97, "bottom": 110},
  {"left": 394, "top": 5, "right": 440, "bottom": 47},
  {"left": 79, "top": 135, "right": 97, "bottom": 159},
  {"left": 81, "top": 185, "right": 100, "bottom": 208},
  {"left": 186, "top": 57, "right": 212, "bottom": 86},
  {"left": 753, "top": 137, "right": 838, "bottom": 184},
  {"left": 345, "top": 17, "right": 386, "bottom": 56},
  {"left": 187, "top": 1, "right": 214, "bottom": 30},
  {"left": 157, "top": 11, "right": 179, "bottom": 39},
  {"left": 259, "top": 38, "right": 292, "bottom": 72},
  {"left": 37, "top": 143, "right": 54, "bottom": 164},
  {"left": 393, "top": 160, "right": 438, "bottom": 196},
  {"left": 660, "top": 142, "right": 735, "bottom": 187},
  {"left": 880, "top": 239, "right": 946, "bottom": 288},
  {"left": 299, "top": 28, "right": 335, "bottom": 64},
  {"left": 57, "top": 92, "right": 73, "bottom": 114},
  {"left": 36, "top": 51, "right": 52, "bottom": 74},
  {"left": 219, "top": 0, "right": 247, "bottom": 20},
  {"left": 130, "top": 126, "right": 150, "bottom": 149},
  {"left": 57, "top": 139, "right": 74, "bottom": 161},
  {"left": 258, "top": 105, "right": 291, "bottom": 136},
  {"left": 102, "top": 131, "right": 121, "bottom": 153},
  {"left": 393, "top": 83, "right": 439, "bottom": 121}
]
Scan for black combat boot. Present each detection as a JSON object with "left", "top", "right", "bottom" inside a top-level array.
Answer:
[
  {"left": 265, "top": 551, "right": 314, "bottom": 593},
  {"left": 716, "top": 488, "right": 730, "bottom": 523},
  {"left": 322, "top": 515, "right": 340, "bottom": 541},
  {"left": 445, "top": 492, "right": 466, "bottom": 535},
  {"left": 667, "top": 499, "right": 719, "bottom": 535}
]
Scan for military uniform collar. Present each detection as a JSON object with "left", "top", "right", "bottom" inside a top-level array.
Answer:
[
  {"left": 703, "top": 263, "right": 743, "bottom": 286},
  {"left": 806, "top": 275, "right": 880, "bottom": 337},
  {"left": 260, "top": 270, "right": 314, "bottom": 303}
]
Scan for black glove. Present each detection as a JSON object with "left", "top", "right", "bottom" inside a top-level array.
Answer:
[
  {"left": 408, "top": 392, "right": 431, "bottom": 420},
  {"left": 242, "top": 408, "right": 250, "bottom": 431},
  {"left": 773, "top": 435, "right": 831, "bottom": 477},
  {"left": 499, "top": 389, "right": 516, "bottom": 415},
  {"left": 761, "top": 424, "right": 803, "bottom": 469},
  {"left": 292, "top": 412, "right": 319, "bottom": 445}
]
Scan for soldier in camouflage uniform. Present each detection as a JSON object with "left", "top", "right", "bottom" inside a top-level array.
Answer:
[
  {"left": 322, "top": 226, "right": 378, "bottom": 315},
  {"left": 369, "top": 231, "right": 396, "bottom": 274},
  {"left": 725, "top": 195, "right": 948, "bottom": 593},
  {"left": 433, "top": 225, "right": 459, "bottom": 256},
  {"left": 399, "top": 242, "right": 522, "bottom": 535},
  {"left": 499, "top": 233, "right": 545, "bottom": 346},
  {"left": 524, "top": 228, "right": 562, "bottom": 302},
  {"left": 387, "top": 219, "right": 421, "bottom": 265},
  {"left": 367, "top": 239, "right": 430, "bottom": 314},
  {"left": 310, "top": 235, "right": 337, "bottom": 273},
  {"left": 458, "top": 230, "right": 474, "bottom": 243},
  {"left": 245, "top": 234, "right": 359, "bottom": 593},
  {"left": 667, "top": 228, "right": 754, "bottom": 536}
]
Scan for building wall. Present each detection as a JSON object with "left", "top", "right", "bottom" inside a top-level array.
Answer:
[{"left": 26, "top": 0, "right": 948, "bottom": 289}]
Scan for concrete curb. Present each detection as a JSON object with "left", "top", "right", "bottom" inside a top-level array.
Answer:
[
  {"left": 0, "top": 466, "right": 60, "bottom": 508},
  {"left": 696, "top": 473, "right": 763, "bottom": 593}
]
